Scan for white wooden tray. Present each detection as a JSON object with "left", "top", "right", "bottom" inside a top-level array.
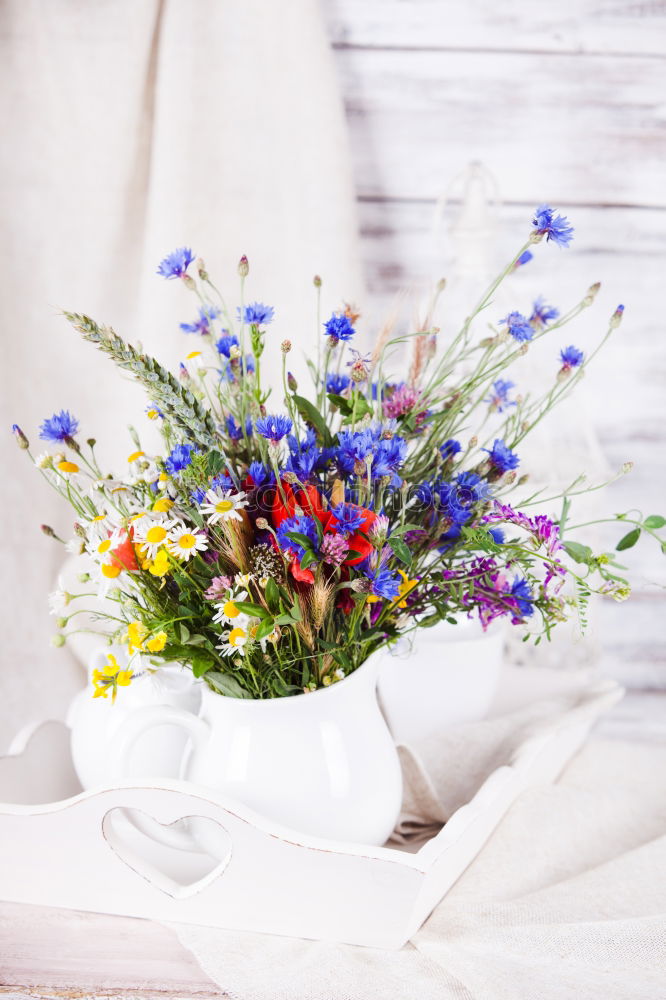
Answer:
[{"left": 0, "top": 679, "right": 622, "bottom": 950}]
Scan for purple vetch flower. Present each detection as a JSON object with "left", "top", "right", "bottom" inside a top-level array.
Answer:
[
  {"left": 531, "top": 205, "right": 574, "bottom": 248},
  {"left": 530, "top": 296, "right": 559, "bottom": 326},
  {"left": 485, "top": 379, "right": 516, "bottom": 413},
  {"left": 255, "top": 414, "right": 293, "bottom": 444},
  {"left": 484, "top": 439, "right": 520, "bottom": 475},
  {"left": 157, "top": 247, "right": 195, "bottom": 279},
  {"left": 500, "top": 311, "right": 533, "bottom": 343},
  {"left": 559, "top": 345, "right": 584, "bottom": 371},
  {"left": 39, "top": 410, "right": 79, "bottom": 442},
  {"left": 324, "top": 313, "right": 355, "bottom": 343},
  {"left": 321, "top": 532, "right": 350, "bottom": 566}
]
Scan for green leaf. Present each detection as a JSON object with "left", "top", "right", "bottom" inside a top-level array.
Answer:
[
  {"left": 390, "top": 522, "right": 423, "bottom": 536},
  {"left": 616, "top": 528, "right": 641, "bottom": 551},
  {"left": 299, "top": 550, "right": 318, "bottom": 570},
  {"left": 206, "top": 450, "right": 226, "bottom": 478},
  {"left": 644, "top": 515, "right": 666, "bottom": 530},
  {"left": 292, "top": 393, "right": 333, "bottom": 446},
  {"left": 205, "top": 671, "right": 251, "bottom": 699},
  {"left": 326, "top": 393, "right": 352, "bottom": 416},
  {"left": 264, "top": 578, "right": 280, "bottom": 613},
  {"left": 234, "top": 600, "right": 269, "bottom": 618},
  {"left": 563, "top": 541, "right": 594, "bottom": 564},
  {"left": 290, "top": 596, "right": 303, "bottom": 621},
  {"left": 389, "top": 536, "right": 412, "bottom": 566},
  {"left": 284, "top": 531, "right": 316, "bottom": 552},
  {"left": 274, "top": 613, "right": 297, "bottom": 626},
  {"left": 254, "top": 617, "right": 276, "bottom": 640},
  {"left": 160, "top": 643, "right": 216, "bottom": 678}
]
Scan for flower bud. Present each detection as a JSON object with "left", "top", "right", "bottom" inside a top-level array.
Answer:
[
  {"left": 51, "top": 633, "right": 66, "bottom": 647},
  {"left": 41, "top": 524, "right": 58, "bottom": 539},
  {"left": 468, "top": 436, "right": 478, "bottom": 449},
  {"left": 436, "top": 277, "right": 447, "bottom": 293},
  {"left": 350, "top": 361, "right": 367, "bottom": 383},
  {"left": 196, "top": 258, "right": 209, "bottom": 281},
  {"left": 583, "top": 281, "right": 601, "bottom": 307},
  {"left": 504, "top": 470, "right": 517, "bottom": 485},
  {"left": 77, "top": 572, "right": 91, "bottom": 583},
  {"left": 282, "top": 471, "right": 298, "bottom": 484},
  {"left": 256, "top": 517, "right": 269, "bottom": 530},
  {"left": 287, "top": 371, "right": 298, "bottom": 392},
  {"left": 519, "top": 343, "right": 529, "bottom": 355},
  {"left": 73, "top": 522, "right": 87, "bottom": 538},
  {"left": 610, "top": 304, "right": 625, "bottom": 329},
  {"left": 56, "top": 616, "right": 68, "bottom": 629},
  {"left": 12, "top": 424, "right": 29, "bottom": 449},
  {"left": 281, "top": 339, "right": 292, "bottom": 354},
  {"left": 313, "top": 275, "right": 322, "bottom": 288},
  {"left": 229, "top": 344, "right": 242, "bottom": 360},
  {"left": 621, "top": 461, "right": 634, "bottom": 475},
  {"left": 238, "top": 255, "right": 249, "bottom": 278},
  {"left": 259, "top": 404, "right": 267, "bottom": 417},
  {"left": 182, "top": 273, "right": 197, "bottom": 291},
  {"left": 529, "top": 231, "right": 544, "bottom": 244},
  {"left": 518, "top": 474, "right": 529, "bottom": 486}
]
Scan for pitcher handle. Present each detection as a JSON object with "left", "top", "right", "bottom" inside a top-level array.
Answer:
[{"left": 113, "top": 705, "right": 210, "bottom": 852}]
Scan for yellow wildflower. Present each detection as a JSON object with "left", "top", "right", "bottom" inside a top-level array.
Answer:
[
  {"left": 395, "top": 570, "right": 418, "bottom": 609},
  {"left": 125, "top": 621, "right": 148, "bottom": 653},
  {"left": 147, "top": 548, "right": 170, "bottom": 577},
  {"left": 92, "top": 653, "right": 134, "bottom": 703},
  {"left": 146, "top": 631, "right": 167, "bottom": 653}
]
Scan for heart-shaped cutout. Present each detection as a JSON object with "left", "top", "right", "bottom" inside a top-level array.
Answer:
[{"left": 103, "top": 806, "right": 232, "bottom": 899}]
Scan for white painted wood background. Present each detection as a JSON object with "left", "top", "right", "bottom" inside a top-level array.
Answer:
[{"left": 323, "top": 0, "right": 666, "bottom": 688}]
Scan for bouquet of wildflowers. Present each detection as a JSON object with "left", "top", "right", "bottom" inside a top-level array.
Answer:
[{"left": 14, "top": 206, "right": 665, "bottom": 701}]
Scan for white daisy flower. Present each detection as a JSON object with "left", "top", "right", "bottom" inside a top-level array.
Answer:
[
  {"left": 133, "top": 516, "right": 176, "bottom": 559},
  {"left": 48, "top": 579, "right": 70, "bottom": 615},
  {"left": 66, "top": 538, "right": 85, "bottom": 556},
  {"left": 235, "top": 572, "right": 254, "bottom": 588},
  {"left": 34, "top": 452, "right": 54, "bottom": 469},
  {"left": 167, "top": 523, "right": 209, "bottom": 561},
  {"left": 200, "top": 488, "right": 248, "bottom": 526},
  {"left": 217, "top": 624, "right": 249, "bottom": 656},
  {"left": 212, "top": 589, "right": 248, "bottom": 626}
]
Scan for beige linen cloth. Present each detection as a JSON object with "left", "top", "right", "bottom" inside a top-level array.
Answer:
[
  {"left": 169, "top": 670, "right": 666, "bottom": 1000},
  {"left": 0, "top": 0, "right": 361, "bottom": 747}
]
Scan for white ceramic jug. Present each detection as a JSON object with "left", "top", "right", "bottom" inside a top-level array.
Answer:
[
  {"left": 113, "top": 652, "right": 403, "bottom": 846},
  {"left": 67, "top": 647, "right": 202, "bottom": 790}
]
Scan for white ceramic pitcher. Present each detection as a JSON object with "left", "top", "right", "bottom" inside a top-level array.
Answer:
[{"left": 113, "top": 652, "right": 403, "bottom": 846}]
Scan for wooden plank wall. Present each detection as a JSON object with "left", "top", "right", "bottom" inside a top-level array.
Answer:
[{"left": 323, "top": 0, "right": 666, "bottom": 687}]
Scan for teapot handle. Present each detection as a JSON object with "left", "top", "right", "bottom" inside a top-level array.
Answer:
[{"left": 113, "top": 705, "right": 210, "bottom": 853}]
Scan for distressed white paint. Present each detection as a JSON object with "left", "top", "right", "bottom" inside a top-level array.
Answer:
[{"left": 325, "top": 0, "right": 666, "bottom": 57}]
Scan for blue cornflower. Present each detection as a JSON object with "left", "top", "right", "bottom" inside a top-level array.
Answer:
[
  {"left": 489, "top": 527, "right": 505, "bottom": 545},
  {"left": 530, "top": 296, "right": 559, "bottom": 326},
  {"left": 500, "top": 311, "right": 534, "bottom": 343},
  {"left": 366, "top": 566, "right": 401, "bottom": 601},
  {"left": 413, "top": 481, "right": 435, "bottom": 507},
  {"left": 439, "top": 438, "right": 461, "bottom": 461},
  {"left": 484, "top": 439, "right": 520, "bottom": 474},
  {"left": 514, "top": 249, "right": 533, "bottom": 269},
  {"left": 180, "top": 305, "right": 220, "bottom": 335},
  {"left": 331, "top": 503, "right": 366, "bottom": 535},
  {"left": 276, "top": 515, "right": 318, "bottom": 560},
  {"left": 324, "top": 313, "right": 355, "bottom": 342},
  {"left": 248, "top": 461, "right": 274, "bottom": 487},
  {"left": 225, "top": 415, "right": 253, "bottom": 441},
  {"left": 510, "top": 577, "right": 534, "bottom": 618},
  {"left": 39, "top": 410, "right": 79, "bottom": 442},
  {"left": 255, "top": 414, "right": 293, "bottom": 443},
  {"left": 238, "top": 303, "right": 274, "bottom": 326},
  {"left": 532, "top": 205, "right": 574, "bottom": 248},
  {"left": 157, "top": 247, "right": 195, "bottom": 279},
  {"left": 216, "top": 333, "right": 239, "bottom": 358},
  {"left": 438, "top": 481, "right": 473, "bottom": 527},
  {"left": 372, "top": 436, "right": 408, "bottom": 480},
  {"left": 485, "top": 379, "right": 516, "bottom": 413},
  {"left": 335, "top": 428, "right": 378, "bottom": 475},
  {"left": 285, "top": 447, "right": 318, "bottom": 481},
  {"left": 164, "top": 442, "right": 195, "bottom": 475},
  {"left": 560, "top": 345, "right": 584, "bottom": 370},
  {"left": 288, "top": 429, "right": 316, "bottom": 453},
  {"left": 455, "top": 471, "right": 491, "bottom": 505},
  {"left": 326, "top": 372, "right": 351, "bottom": 394}
]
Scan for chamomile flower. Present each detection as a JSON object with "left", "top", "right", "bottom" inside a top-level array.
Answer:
[
  {"left": 66, "top": 538, "right": 85, "bottom": 556},
  {"left": 34, "top": 452, "right": 54, "bottom": 469},
  {"left": 212, "top": 589, "right": 248, "bottom": 626},
  {"left": 48, "top": 579, "right": 71, "bottom": 615},
  {"left": 133, "top": 516, "right": 176, "bottom": 559},
  {"left": 217, "top": 625, "right": 249, "bottom": 656},
  {"left": 200, "top": 488, "right": 248, "bottom": 525},
  {"left": 167, "top": 523, "right": 209, "bottom": 561}
]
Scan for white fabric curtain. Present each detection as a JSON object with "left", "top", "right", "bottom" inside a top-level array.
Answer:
[{"left": 0, "top": 0, "right": 362, "bottom": 745}]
